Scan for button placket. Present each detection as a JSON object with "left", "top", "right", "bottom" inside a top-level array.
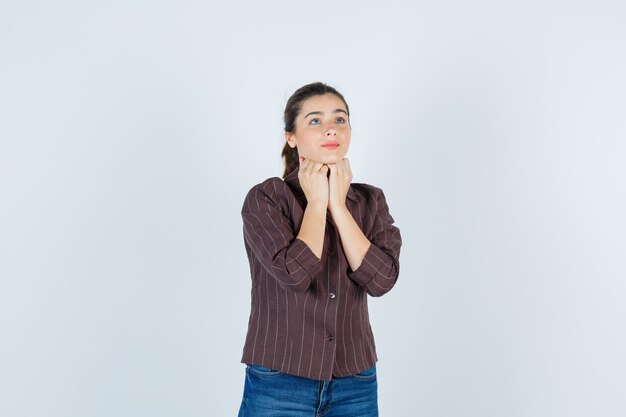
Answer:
[{"left": 328, "top": 228, "right": 338, "bottom": 299}]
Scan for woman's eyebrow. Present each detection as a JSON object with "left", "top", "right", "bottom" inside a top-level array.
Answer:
[
  {"left": 304, "top": 109, "right": 348, "bottom": 119},
  {"left": 303, "top": 111, "right": 322, "bottom": 119}
]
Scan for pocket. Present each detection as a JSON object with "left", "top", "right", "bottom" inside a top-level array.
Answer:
[
  {"left": 246, "top": 364, "right": 282, "bottom": 377},
  {"left": 351, "top": 366, "right": 377, "bottom": 381}
]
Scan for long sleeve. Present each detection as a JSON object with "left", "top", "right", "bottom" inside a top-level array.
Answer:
[
  {"left": 241, "top": 180, "right": 324, "bottom": 292},
  {"left": 348, "top": 188, "right": 402, "bottom": 297}
]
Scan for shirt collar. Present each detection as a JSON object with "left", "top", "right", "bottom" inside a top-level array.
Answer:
[{"left": 284, "top": 167, "right": 358, "bottom": 202}]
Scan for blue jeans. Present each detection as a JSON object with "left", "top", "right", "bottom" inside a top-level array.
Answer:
[{"left": 237, "top": 364, "right": 379, "bottom": 417}]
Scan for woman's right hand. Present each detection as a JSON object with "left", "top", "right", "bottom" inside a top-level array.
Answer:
[
  {"left": 298, "top": 157, "right": 329, "bottom": 208},
  {"left": 296, "top": 157, "right": 328, "bottom": 258}
]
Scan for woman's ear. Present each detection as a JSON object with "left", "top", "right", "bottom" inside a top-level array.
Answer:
[{"left": 285, "top": 132, "right": 297, "bottom": 149}]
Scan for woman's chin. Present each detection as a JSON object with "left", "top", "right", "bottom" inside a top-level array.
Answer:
[
  {"left": 299, "top": 153, "right": 347, "bottom": 165},
  {"left": 321, "top": 154, "right": 346, "bottom": 164}
]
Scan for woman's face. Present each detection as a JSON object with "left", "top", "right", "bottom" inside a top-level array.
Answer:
[{"left": 286, "top": 93, "right": 351, "bottom": 165}]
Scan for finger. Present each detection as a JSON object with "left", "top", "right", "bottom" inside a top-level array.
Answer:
[
  {"left": 328, "top": 163, "right": 337, "bottom": 177},
  {"left": 299, "top": 156, "right": 304, "bottom": 164},
  {"left": 335, "top": 160, "right": 343, "bottom": 176},
  {"left": 300, "top": 158, "right": 312, "bottom": 175},
  {"left": 306, "top": 159, "right": 315, "bottom": 175},
  {"left": 313, "top": 162, "right": 325, "bottom": 172},
  {"left": 320, "top": 164, "right": 329, "bottom": 176},
  {"left": 343, "top": 158, "right": 352, "bottom": 178}
]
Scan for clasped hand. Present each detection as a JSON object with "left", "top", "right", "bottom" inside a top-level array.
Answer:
[{"left": 298, "top": 157, "right": 352, "bottom": 213}]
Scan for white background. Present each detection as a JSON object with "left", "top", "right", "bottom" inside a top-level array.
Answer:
[{"left": 1, "top": 1, "right": 625, "bottom": 416}]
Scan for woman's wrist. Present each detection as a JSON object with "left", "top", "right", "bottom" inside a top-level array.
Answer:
[
  {"left": 329, "top": 204, "right": 371, "bottom": 271},
  {"left": 307, "top": 200, "right": 328, "bottom": 214},
  {"left": 298, "top": 202, "right": 327, "bottom": 259},
  {"left": 328, "top": 203, "right": 349, "bottom": 219}
]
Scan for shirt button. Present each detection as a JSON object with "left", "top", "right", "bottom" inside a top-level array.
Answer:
[
  {"left": 326, "top": 335, "right": 334, "bottom": 342},
  {"left": 329, "top": 292, "right": 336, "bottom": 299}
]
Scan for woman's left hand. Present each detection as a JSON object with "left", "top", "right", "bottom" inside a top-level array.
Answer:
[{"left": 328, "top": 158, "right": 353, "bottom": 214}]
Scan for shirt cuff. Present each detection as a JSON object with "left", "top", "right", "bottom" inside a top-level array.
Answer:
[
  {"left": 290, "top": 238, "right": 324, "bottom": 279},
  {"left": 348, "top": 243, "right": 388, "bottom": 287}
]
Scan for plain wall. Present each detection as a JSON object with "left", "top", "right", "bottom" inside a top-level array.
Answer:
[{"left": 1, "top": 1, "right": 625, "bottom": 416}]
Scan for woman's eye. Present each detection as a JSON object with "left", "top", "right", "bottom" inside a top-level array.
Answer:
[
  {"left": 309, "top": 118, "right": 320, "bottom": 125},
  {"left": 336, "top": 117, "right": 346, "bottom": 124}
]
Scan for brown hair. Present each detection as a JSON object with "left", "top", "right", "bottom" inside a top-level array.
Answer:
[{"left": 281, "top": 82, "right": 350, "bottom": 178}]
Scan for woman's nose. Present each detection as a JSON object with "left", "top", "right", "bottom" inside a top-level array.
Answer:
[{"left": 325, "top": 129, "right": 336, "bottom": 136}]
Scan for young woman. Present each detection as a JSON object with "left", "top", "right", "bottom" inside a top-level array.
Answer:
[{"left": 238, "top": 82, "right": 402, "bottom": 417}]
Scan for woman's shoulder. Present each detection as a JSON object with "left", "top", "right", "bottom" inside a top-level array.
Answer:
[
  {"left": 243, "top": 176, "right": 290, "bottom": 204},
  {"left": 249, "top": 176, "right": 284, "bottom": 190},
  {"left": 350, "top": 181, "right": 386, "bottom": 201}
]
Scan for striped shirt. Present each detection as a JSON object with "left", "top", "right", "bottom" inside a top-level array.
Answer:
[{"left": 240, "top": 167, "right": 402, "bottom": 381}]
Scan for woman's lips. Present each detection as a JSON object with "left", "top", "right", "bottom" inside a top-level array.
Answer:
[{"left": 321, "top": 143, "right": 340, "bottom": 150}]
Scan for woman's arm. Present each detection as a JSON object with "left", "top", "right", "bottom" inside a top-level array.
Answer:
[
  {"left": 328, "top": 159, "right": 370, "bottom": 271},
  {"left": 329, "top": 206, "right": 371, "bottom": 270},
  {"left": 295, "top": 158, "right": 329, "bottom": 259},
  {"left": 296, "top": 203, "right": 327, "bottom": 259},
  {"left": 329, "top": 159, "right": 402, "bottom": 297},
  {"left": 242, "top": 180, "right": 324, "bottom": 292}
]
